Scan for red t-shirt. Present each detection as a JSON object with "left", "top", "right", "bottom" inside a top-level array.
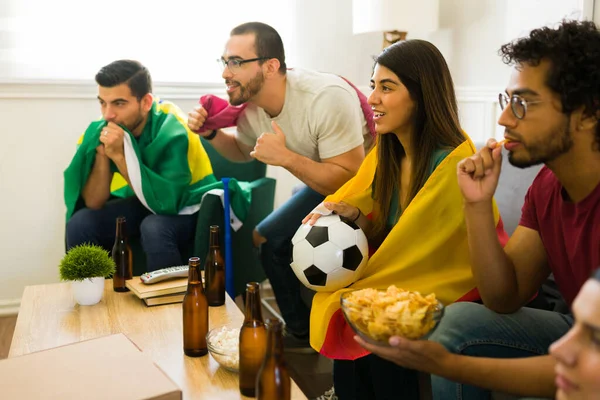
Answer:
[{"left": 520, "top": 166, "right": 600, "bottom": 306}]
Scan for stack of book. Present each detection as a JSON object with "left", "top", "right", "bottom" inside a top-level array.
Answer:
[{"left": 126, "top": 277, "right": 188, "bottom": 306}]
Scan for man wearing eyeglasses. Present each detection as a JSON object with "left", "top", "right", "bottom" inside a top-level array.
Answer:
[
  {"left": 188, "top": 22, "right": 373, "bottom": 352},
  {"left": 353, "top": 20, "right": 600, "bottom": 399}
]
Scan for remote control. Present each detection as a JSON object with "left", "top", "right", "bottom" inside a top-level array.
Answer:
[{"left": 140, "top": 265, "right": 189, "bottom": 284}]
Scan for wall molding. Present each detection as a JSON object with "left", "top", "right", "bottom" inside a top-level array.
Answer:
[
  {"left": 0, "top": 298, "right": 20, "bottom": 316},
  {"left": 0, "top": 79, "right": 226, "bottom": 100},
  {"left": 455, "top": 86, "right": 502, "bottom": 142},
  {"left": 355, "top": 85, "right": 500, "bottom": 103},
  {"left": 0, "top": 80, "right": 499, "bottom": 102},
  {"left": 455, "top": 86, "right": 500, "bottom": 103},
  {"left": 0, "top": 80, "right": 501, "bottom": 143}
]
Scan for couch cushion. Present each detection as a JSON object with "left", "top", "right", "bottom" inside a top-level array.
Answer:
[
  {"left": 200, "top": 137, "right": 266, "bottom": 182},
  {"left": 496, "top": 148, "right": 543, "bottom": 235},
  {"left": 473, "top": 141, "right": 543, "bottom": 236}
]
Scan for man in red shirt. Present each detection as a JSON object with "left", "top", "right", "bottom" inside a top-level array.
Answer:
[{"left": 355, "top": 20, "right": 600, "bottom": 399}]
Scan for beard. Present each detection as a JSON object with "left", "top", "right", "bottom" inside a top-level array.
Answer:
[
  {"left": 508, "top": 118, "right": 574, "bottom": 168},
  {"left": 227, "top": 71, "right": 265, "bottom": 106},
  {"left": 123, "top": 105, "right": 145, "bottom": 134}
]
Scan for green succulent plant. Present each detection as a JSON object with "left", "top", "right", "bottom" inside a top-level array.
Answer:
[{"left": 59, "top": 244, "right": 116, "bottom": 281}]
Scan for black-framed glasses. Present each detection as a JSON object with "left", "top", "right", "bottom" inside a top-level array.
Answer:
[
  {"left": 498, "top": 93, "right": 545, "bottom": 120},
  {"left": 217, "top": 57, "right": 270, "bottom": 73}
]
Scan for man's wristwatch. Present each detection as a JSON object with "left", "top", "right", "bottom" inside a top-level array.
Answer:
[{"left": 204, "top": 129, "right": 218, "bottom": 141}]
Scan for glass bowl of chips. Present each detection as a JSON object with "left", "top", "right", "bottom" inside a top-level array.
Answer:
[{"left": 340, "top": 285, "right": 444, "bottom": 346}]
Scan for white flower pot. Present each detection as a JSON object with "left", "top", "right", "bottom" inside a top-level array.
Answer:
[{"left": 72, "top": 277, "right": 105, "bottom": 306}]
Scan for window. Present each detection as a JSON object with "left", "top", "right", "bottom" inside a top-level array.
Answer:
[{"left": 0, "top": 0, "right": 293, "bottom": 83}]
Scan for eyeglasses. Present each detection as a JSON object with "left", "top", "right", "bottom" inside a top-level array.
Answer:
[
  {"left": 498, "top": 93, "right": 545, "bottom": 120},
  {"left": 217, "top": 57, "right": 270, "bottom": 73}
]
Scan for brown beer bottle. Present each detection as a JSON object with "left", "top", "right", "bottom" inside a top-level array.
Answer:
[
  {"left": 256, "top": 318, "right": 291, "bottom": 400},
  {"left": 112, "top": 216, "right": 132, "bottom": 292},
  {"left": 204, "top": 225, "right": 225, "bottom": 306},
  {"left": 183, "top": 257, "right": 208, "bottom": 357},
  {"left": 239, "top": 282, "right": 267, "bottom": 397}
]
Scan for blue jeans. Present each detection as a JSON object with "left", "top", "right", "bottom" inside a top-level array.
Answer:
[
  {"left": 255, "top": 185, "right": 325, "bottom": 337},
  {"left": 66, "top": 197, "right": 198, "bottom": 271},
  {"left": 429, "top": 302, "right": 573, "bottom": 400}
]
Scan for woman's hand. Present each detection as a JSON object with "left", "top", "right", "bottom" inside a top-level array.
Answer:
[
  {"left": 354, "top": 335, "right": 455, "bottom": 377},
  {"left": 302, "top": 201, "right": 360, "bottom": 226}
]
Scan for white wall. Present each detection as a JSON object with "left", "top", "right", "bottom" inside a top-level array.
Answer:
[
  {"left": 0, "top": 84, "right": 213, "bottom": 310},
  {"left": 289, "top": 0, "right": 381, "bottom": 87},
  {"left": 0, "top": 0, "right": 592, "bottom": 312}
]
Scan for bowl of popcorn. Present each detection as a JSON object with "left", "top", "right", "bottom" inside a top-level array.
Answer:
[
  {"left": 340, "top": 285, "right": 444, "bottom": 346},
  {"left": 206, "top": 326, "right": 240, "bottom": 372}
]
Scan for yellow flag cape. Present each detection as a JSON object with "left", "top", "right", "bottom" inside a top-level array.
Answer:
[{"left": 310, "top": 138, "right": 504, "bottom": 359}]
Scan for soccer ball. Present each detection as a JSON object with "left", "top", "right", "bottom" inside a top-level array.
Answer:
[{"left": 290, "top": 214, "right": 369, "bottom": 292}]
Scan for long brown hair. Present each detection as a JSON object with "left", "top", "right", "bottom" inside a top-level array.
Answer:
[{"left": 371, "top": 40, "right": 464, "bottom": 240}]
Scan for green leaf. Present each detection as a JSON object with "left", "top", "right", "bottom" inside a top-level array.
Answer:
[{"left": 59, "top": 243, "right": 116, "bottom": 281}]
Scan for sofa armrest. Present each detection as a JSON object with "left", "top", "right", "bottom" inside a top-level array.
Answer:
[
  {"left": 193, "top": 177, "right": 276, "bottom": 296},
  {"left": 244, "top": 177, "right": 277, "bottom": 225}
]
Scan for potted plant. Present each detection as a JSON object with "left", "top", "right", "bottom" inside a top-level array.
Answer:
[{"left": 59, "top": 244, "right": 116, "bottom": 306}]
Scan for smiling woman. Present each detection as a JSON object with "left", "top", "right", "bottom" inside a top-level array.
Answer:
[
  {"left": 0, "top": 0, "right": 292, "bottom": 83},
  {"left": 305, "top": 39, "right": 508, "bottom": 400}
]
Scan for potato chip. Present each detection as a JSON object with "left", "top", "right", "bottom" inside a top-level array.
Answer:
[{"left": 342, "top": 285, "right": 441, "bottom": 341}]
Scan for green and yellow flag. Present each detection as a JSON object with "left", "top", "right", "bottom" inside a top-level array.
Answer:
[
  {"left": 64, "top": 100, "right": 251, "bottom": 224},
  {"left": 310, "top": 137, "right": 507, "bottom": 359}
]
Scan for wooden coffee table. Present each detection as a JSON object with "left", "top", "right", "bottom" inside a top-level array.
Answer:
[{"left": 9, "top": 280, "right": 307, "bottom": 399}]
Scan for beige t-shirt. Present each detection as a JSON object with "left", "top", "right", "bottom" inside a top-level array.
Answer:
[{"left": 235, "top": 68, "right": 371, "bottom": 161}]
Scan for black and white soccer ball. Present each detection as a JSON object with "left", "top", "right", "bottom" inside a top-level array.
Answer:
[{"left": 290, "top": 214, "right": 369, "bottom": 292}]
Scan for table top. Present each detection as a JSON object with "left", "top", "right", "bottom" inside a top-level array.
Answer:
[{"left": 9, "top": 280, "right": 307, "bottom": 400}]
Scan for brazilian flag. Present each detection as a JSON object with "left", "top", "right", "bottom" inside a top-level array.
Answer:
[{"left": 64, "top": 99, "right": 251, "bottom": 226}]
